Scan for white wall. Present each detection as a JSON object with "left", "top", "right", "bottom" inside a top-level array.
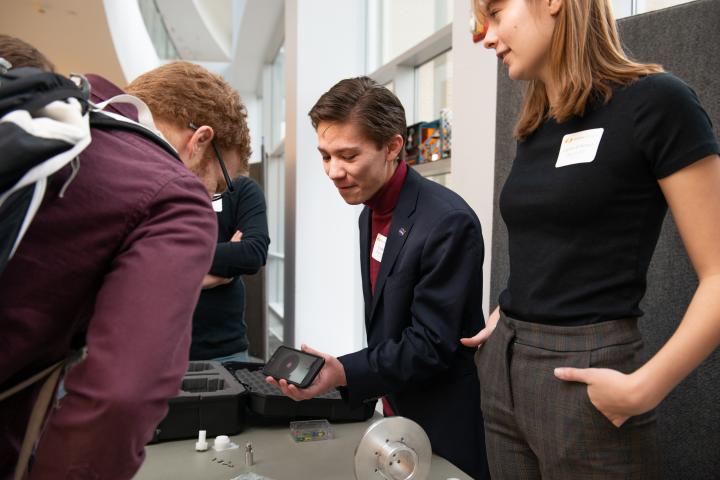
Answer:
[
  {"left": 381, "top": 0, "right": 436, "bottom": 64},
  {"left": 612, "top": 0, "right": 634, "bottom": 18},
  {"left": 449, "top": 0, "right": 498, "bottom": 318},
  {"left": 284, "top": 0, "right": 367, "bottom": 357},
  {"left": 196, "top": 0, "right": 235, "bottom": 58},
  {"left": 242, "top": 93, "right": 262, "bottom": 165},
  {"left": 103, "top": 0, "right": 159, "bottom": 83}
]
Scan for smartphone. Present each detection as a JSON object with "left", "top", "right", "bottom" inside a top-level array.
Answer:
[{"left": 262, "top": 346, "right": 325, "bottom": 389}]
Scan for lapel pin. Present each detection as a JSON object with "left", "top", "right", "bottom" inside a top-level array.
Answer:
[{"left": 398, "top": 227, "right": 406, "bottom": 237}]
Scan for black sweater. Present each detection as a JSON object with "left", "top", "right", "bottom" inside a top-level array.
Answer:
[{"left": 190, "top": 176, "right": 270, "bottom": 360}]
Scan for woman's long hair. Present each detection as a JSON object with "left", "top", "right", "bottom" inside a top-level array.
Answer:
[{"left": 475, "top": 0, "right": 664, "bottom": 140}]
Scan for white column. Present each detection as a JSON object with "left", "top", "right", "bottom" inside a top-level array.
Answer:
[
  {"left": 103, "top": 0, "right": 159, "bottom": 83},
  {"left": 449, "top": 0, "right": 498, "bottom": 317},
  {"left": 241, "top": 93, "right": 262, "bottom": 165},
  {"left": 284, "top": 0, "right": 368, "bottom": 356}
]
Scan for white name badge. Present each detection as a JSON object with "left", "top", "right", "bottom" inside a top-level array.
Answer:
[
  {"left": 212, "top": 198, "right": 223, "bottom": 212},
  {"left": 555, "top": 128, "right": 604, "bottom": 168},
  {"left": 371, "top": 233, "right": 387, "bottom": 263}
]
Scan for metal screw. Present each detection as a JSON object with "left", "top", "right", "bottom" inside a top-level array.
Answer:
[{"left": 245, "top": 442, "right": 254, "bottom": 467}]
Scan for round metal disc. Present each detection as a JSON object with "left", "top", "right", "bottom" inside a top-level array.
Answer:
[{"left": 354, "top": 417, "right": 432, "bottom": 480}]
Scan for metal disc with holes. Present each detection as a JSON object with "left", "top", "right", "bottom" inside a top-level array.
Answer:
[{"left": 354, "top": 417, "right": 432, "bottom": 480}]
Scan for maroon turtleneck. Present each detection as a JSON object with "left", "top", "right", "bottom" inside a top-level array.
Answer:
[
  {"left": 363, "top": 160, "right": 407, "bottom": 417},
  {"left": 364, "top": 160, "right": 408, "bottom": 294}
]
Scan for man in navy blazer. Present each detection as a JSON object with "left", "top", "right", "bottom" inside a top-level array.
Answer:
[{"left": 267, "top": 77, "right": 489, "bottom": 479}]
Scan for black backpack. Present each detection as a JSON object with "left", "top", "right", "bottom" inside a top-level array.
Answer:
[{"left": 0, "top": 61, "right": 180, "bottom": 276}]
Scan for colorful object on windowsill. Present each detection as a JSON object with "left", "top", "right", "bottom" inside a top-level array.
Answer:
[
  {"left": 470, "top": 11, "right": 488, "bottom": 43},
  {"left": 440, "top": 108, "right": 452, "bottom": 160},
  {"left": 405, "top": 121, "right": 424, "bottom": 165},
  {"left": 407, "top": 111, "right": 452, "bottom": 165},
  {"left": 419, "top": 120, "right": 442, "bottom": 164}
]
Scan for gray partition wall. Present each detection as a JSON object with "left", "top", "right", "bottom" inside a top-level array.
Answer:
[{"left": 489, "top": 1, "right": 720, "bottom": 477}]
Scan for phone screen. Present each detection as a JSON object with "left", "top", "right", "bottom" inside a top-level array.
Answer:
[{"left": 263, "top": 346, "right": 324, "bottom": 388}]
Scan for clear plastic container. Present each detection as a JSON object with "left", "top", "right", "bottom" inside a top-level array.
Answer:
[{"left": 289, "top": 419, "right": 334, "bottom": 443}]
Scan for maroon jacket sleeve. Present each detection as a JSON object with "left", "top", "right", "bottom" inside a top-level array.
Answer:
[{"left": 28, "top": 174, "right": 216, "bottom": 480}]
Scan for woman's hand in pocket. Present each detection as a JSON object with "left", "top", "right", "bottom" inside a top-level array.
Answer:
[
  {"left": 554, "top": 367, "right": 655, "bottom": 427},
  {"left": 461, "top": 306, "right": 500, "bottom": 349}
]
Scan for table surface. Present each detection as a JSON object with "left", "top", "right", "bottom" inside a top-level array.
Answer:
[{"left": 134, "top": 414, "right": 471, "bottom": 480}]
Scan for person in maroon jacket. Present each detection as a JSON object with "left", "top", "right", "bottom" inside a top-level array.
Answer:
[{"left": 0, "top": 38, "right": 252, "bottom": 480}]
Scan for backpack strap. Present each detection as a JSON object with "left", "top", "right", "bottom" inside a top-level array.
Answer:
[
  {"left": 88, "top": 93, "right": 182, "bottom": 162},
  {"left": 91, "top": 94, "right": 157, "bottom": 131},
  {"left": 89, "top": 111, "right": 181, "bottom": 162},
  {"left": 0, "top": 349, "right": 85, "bottom": 480}
]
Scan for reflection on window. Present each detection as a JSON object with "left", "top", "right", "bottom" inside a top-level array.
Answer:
[
  {"left": 415, "top": 49, "right": 452, "bottom": 123},
  {"left": 410, "top": 50, "right": 453, "bottom": 183},
  {"left": 266, "top": 149, "right": 285, "bottom": 354},
  {"left": 271, "top": 46, "right": 286, "bottom": 147},
  {"left": 266, "top": 44, "right": 286, "bottom": 356},
  {"left": 373, "top": 0, "right": 453, "bottom": 68},
  {"left": 138, "top": 0, "right": 180, "bottom": 59}
]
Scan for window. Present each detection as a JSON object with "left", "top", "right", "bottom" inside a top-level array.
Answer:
[
  {"left": 271, "top": 46, "right": 286, "bottom": 147},
  {"left": 265, "top": 44, "right": 286, "bottom": 355},
  {"left": 415, "top": 49, "right": 453, "bottom": 123},
  {"left": 368, "top": 0, "right": 453, "bottom": 72},
  {"left": 367, "top": 3, "right": 453, "bottom": 187},
  {"left": 138, "top": 0, "right": 180, "bottom": 59},
  {"left": 266, "top": 147, "right": 285, "bottom": 353},
  {"left": 412, "top": 49, "right": 453, "bottom": 187}
]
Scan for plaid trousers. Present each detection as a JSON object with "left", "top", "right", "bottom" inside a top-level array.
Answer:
[{"left": 477, "top": 313, "right": 660, "bottom": 479}]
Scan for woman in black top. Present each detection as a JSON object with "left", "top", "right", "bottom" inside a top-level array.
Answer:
[
  {"left": 462, "top": 0, "right": 720, "bottom": 477},
  {"left": 191, "top": 175, "right": 270, "bottom": 361}
]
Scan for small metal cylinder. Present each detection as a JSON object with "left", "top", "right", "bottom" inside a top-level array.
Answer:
[{"left": 245, "top": 442, "right": 254, "bottom": 467}]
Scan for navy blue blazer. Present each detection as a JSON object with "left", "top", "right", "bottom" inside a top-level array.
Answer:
[{"left": 338, "top": 168, "right": 490, "bottom": 479}]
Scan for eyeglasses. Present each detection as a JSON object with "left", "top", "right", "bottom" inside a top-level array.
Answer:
[{"left": 188, "top": 122, "right": 235, "bottom": 201}]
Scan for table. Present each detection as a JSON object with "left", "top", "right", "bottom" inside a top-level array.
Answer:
[{"left": 134, "top": 414, "right": 471, "bottom": 479}]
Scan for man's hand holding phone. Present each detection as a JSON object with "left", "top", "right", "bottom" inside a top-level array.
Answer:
[{"left": 265, "top": 344, "right": 347, "bottom": 401}]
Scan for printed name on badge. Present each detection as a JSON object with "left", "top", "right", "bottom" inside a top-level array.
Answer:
[
  {"left": 372, "top": 233, "right": 387, "bottom": 263},
  {"left": 555, "top": 128, "right": 604, "bottom": 168},
  {"left": 212, "top": 198, "right": 223, "bottom": 212}
]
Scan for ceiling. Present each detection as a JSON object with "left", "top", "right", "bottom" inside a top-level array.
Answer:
[
  {"left": 0, "top": 0, "right": 284, "bottom": 94},
  {"left": 155, "top": 0, "right": 234, "bottom": 62},
  {"left": 228, "top": 0, "right": 284, "bottom": 94},
  {"left": 0, "top": 0, "right": 126, "bottom": 85}
]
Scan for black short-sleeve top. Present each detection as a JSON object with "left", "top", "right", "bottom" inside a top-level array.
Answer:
[{"left": 499, "top": 73, "right": 720, "bottom": 326}]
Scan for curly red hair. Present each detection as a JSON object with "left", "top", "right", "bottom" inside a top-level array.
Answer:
[{"left": 127, "top": 61, "right": 251, "bottom": 173}]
